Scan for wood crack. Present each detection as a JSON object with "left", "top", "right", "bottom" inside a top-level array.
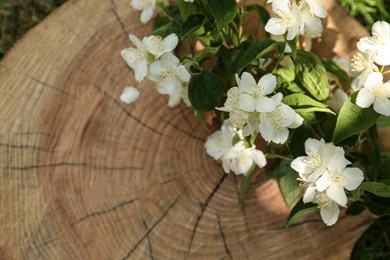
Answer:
[
  {"left": 142, "top": 218, "right": 155, "bottom": 260},
  {"left": 160, "top": 118, "right": 205, "bottom": 142},
  {"left": 0, "top": 142, "right": 53, "bottom": 153},
  {"left": 185, "top": 172, "right": 228, "bottom": 259},
  {"left": 30, "top": 76, "right": 74, "bottom": 97},
  {"left": 110, "top": 0, "right": 129, "bottom": 40},
  {"left": 121, "top": 195, "right": 181, "bottom": 259},
  {"left": 91, "top": 82, "right": 164, "bottom": 137},
  {"left": 72, "top": 198, "right": 139, "bottom": 226},
  {"left": 4, "top": 162, "right": 141, "bottom": 171},
  {"left": 217, "top": 214, "right": 233, "bottom": 260}
]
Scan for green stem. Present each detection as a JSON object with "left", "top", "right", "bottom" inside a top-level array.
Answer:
[{"left": 265, "top": 153, "right": 293, "bottom": 161}]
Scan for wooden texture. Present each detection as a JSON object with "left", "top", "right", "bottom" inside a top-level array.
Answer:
[{"left": 0, "top": 0, "right": 375, "bottom": 259}]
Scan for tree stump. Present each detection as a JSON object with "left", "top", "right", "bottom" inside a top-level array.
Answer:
[{"left": 0, "top": 0, "right": 373, "bottom": 259}]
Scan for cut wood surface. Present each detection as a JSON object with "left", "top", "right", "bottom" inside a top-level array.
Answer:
[{"left": 0, "top": 0, "right": 375, "bottom": 259}]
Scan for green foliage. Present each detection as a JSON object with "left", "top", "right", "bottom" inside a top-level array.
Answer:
[
  {"left": 340, "top": 0, "right": 390, "bottom": 31},
  {"left": 282, "top": 93, "right": 335, "bottom": 115},
  {"left": 236, "top": 39, "right": 279, "bottom": 73},
  {"left": 351, "top": 216, "right": 390, "bottom": 260},
  {"left": 332, "top": 92, "right": 380, "bottom": 144},
  {"left": 205, "top": 0, "right": 237, "bottom": 30},
  {"left": 267, "top": 160, "right": 302, "bottom": 208},
  {"left": 321, "top": 58, "right": 351, "bottom": 85},
  {"left": 181, "top": 14, "right": 205, "bottom": 37},
  {"left": 294, "top": 50, "right": 330, "bottom": 101},
  {"left": 188, "top": 70, "right": 225, "bottom": 112},
  {"left": 0, "top": 0, "right": 68, "bottom": 59},
  {"left": 238, "top": 164, "right": 256, "bottom": 203},
  {"left": 360, "top": 182, "right": 390, "bottom": 198},
  {"left": 377, "top": 116, "right": 390, "bottom": 127},
  {"left": 285, "top": 198, "right": 318, "bottom": 227}
]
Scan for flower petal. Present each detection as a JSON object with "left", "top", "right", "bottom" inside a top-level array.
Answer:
[
  {"left": 140, "top": 5, "right": 155, "bottom": 24},
  {"left": 303, "top": 184, "right": 316, "bottom": 203},
  {"left": 251, "top": 150, "right": 267, "bottom": 168},
  {"left": 120, "top": 86, "right": 140, "bottom": 104},
  {"left": 356, "top": 88, "right": 375, "bottom": 108},
  {"left": 239, "top": 93, "right": 256, "bottom": 112},
  {"left": 265, "top": 18, "right": 287, "bottom": 36},
  {"left": 255, "top": 97, "right": 277, "bottom": 112},
  {"left": 320, "top": 200, "right": 340, "bottom": 226},
  {"left": 163, "top": 33, "right": 179, "bottom": 52},
  {"left": 343, "top": 168, "right": 364, "bottom": 190},
  {"left": 240, "top": 72, "right": 257, "bottom": 93},
  {"left": 258, "top": 74, "right": 277, "bottom": 94},
  {"left": 326, "top": 185, "right": 347, "bottom": 206},
  {"left": 315, "top": 173, "right": 331, "bottom": 191},
  {"left": 291, "top": 156, "right": 310, "bottom": 175},
  {"left": 373, "top": 97, "right": 390, "bottom": 116},
  {"left": 259, "top": 114, "right": 274, "bottom": 142}
]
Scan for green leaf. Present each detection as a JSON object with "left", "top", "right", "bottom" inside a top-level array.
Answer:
[
  {"left": 287, "top": 122, "right": 314, "bottom": 157},
  {"left": 267, "top": 160, "right": 302, "bottom": 208},
  {"left": 181, "top": 14, "right": 205, "bottom": 37},
  {"left": 294, "top": 50, "right": 330, "bottom": 101},
  {"left": 152, "top": 17, "right": 179, "bottom": 37},
  {"left": 287, "top": 38, "right": 297, "bottom": 59},
  {"left": 178, "top": 0, "right": 200, "bottom": 21},
  {"left": 285, "top": 198, "right": 317, "bottom": 227},
  {"left": 332, "top": 92, "right": 380, "bottom": 144},
  {"left": 346, "top": 201, "right": 366, "bottom": 216},
  {"left": 238, "top": 164, "right": 256, "bottom": 203},
  {"left": 276, "top": 67, "right": 295, "bottom": 82},
  {"left": 366, "top": 195, "right": 390, "bottom": 215},
  {"left": 236, "top": 39, "right": 278, "bottom": 73},
  {"left": 196, "top": 110, "right": 209, "bottom": 131},
  {"left": 188, "top": 70, "right": 225, "bottom": 112},
  {"left": 380, "top": 152, "right": 390, "bottom": 180},
  {"left": 282, "top": 93, "right": 335, "bottom": 115},
  {"left": 377, "top": 116, "right": 390, "bottom": 127},
  {"left": 360, "top": 182, "right": 390, "bottom": 197},
  {"left": 206, "top": 0, "right": 237, "bottom": 29},
  {"left": 321, "top": 58, "right": 351, "bottom": 85},
  {"left": 369, "top": 125, "right": 381, "bottom": 181},
  {"left": 194, "top": 46, "right": 220, "bottom": 63}
]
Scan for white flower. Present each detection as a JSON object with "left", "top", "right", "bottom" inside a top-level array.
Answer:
[
  {"left": 265, "top": 0, "right": 302, "bottom": 40},
  {"left": 184, "top": 0, "right": 194, "bottom": 2},
  {"left": 121, "top": 34, "right": 150, "bottom": 82},
  {"left": 120, "top": 86, "right": 140, "bottom": 104},
  {"left": 131, "top": 0, "right": 157, "bottom": 24},
  {"left": 299, "top": 2, "right": 323, "bottom": 37},
  {"left": 290, "top": 138, "right": 344, "bottom": 182},
  {"left": 259, "top": 93, "right": 303, "bottom": 144},
  {"left": 356, "top": 72, "right": 390, "bottom": 116},
  {"left": 237, "top": 72, "right": 277, "bottom": 112},
  {"left": 357, "top": 21, "right": 390, "bottom": 66},
  {"left": 326, "top": 88, "right": 348, "bottom": 113},
  {"left": 142, "top": 33, "right": 179, "bottom": 59},
  {"left": 351, "top": 51, "right": 377, "bottom": 90},
  {"left": 148, "top": 53, "right": 191, "bottom": 107},
  {"left": 314, "top": 192, "right": 340, "bottom": 226},
  {"left": 222, "top": 142, "right": 267, "bottom": 175},
  {"left": 205, "top": 122, "right": 239, "bottom": 160},
  {"left": 301, "top": 0, "right": 327, "bottom": 18},
  {"left": 316, "top": 153, "right": 364, "bottom": 206}
]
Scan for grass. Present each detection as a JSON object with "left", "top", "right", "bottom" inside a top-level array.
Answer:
[
  {"left": 0, "top": 0, "right": 67, "bottom": 59},
  {"left": 0, "top": 0, "right": 389, "bottom": 259}
]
